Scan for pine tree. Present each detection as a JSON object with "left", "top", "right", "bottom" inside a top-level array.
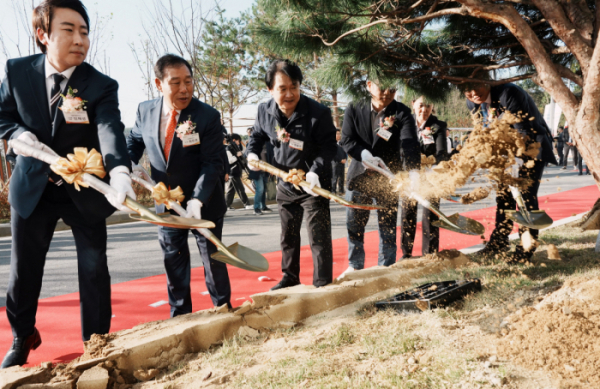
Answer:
[{"left": 253, "top": 0, "right": 600, "bottom": 187}]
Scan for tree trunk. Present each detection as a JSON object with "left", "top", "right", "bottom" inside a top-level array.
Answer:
[
  {"left": 331, "top": 90, "right": 340, "bottom": 128},
  {"left": 229, "top": 108, "right": 234, "bottom": 134}
]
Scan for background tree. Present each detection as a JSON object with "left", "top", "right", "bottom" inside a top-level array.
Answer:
[
  {"left": 254, "top": 0, "right": 600, "bottom": 188},
  {"left": 197, "top": 9, "right": 266, "bottom": 133}
]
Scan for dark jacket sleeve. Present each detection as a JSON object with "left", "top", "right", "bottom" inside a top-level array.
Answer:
[
  {"left": 126, "top": 104, "right": 146, "bottom": 165},
  {"left": 340, "top": 103, "right": 366, "bottom": 161},
  {"left": 94, "top": 77, "right": 130, "bottom": 172},
  {"left": 309, "top": 107, "right": 337, "bottom": 175},
  {"left": 433, "top": 119, "right": 450, "bottom": 164},
  {"left": 221, "top": 150, "right": 230, "bottom": 175},
  {"left": 247, "top": 105, "right": 269, "bottom": 157},
  {"left": 500, "top": 86, "right": 538, "bottom": 140},
  {"left": 192, "top": 111, "right": 225, "bottom": 204},
  {"left": 398, "top": 108, "right": 420, "bottom": 170},
  {"left": 0, "top": 62, "right": 31, "bottom": 141}
]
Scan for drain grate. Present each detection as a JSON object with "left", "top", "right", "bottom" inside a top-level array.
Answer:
[{"left": 374, "top": 279, "right": 482, "bottom": 311}]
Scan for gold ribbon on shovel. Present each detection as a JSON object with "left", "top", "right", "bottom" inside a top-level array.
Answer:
[
  {"left": 50, "top": 147, "right": 106, "bottom": 190},
  {"left": 152, "top": 182, "right": 185, "bottom": 209}
]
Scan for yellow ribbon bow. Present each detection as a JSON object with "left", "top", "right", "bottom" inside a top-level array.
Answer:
[
  {"left": 50, "top": 147, "right": 106, "bottom": 191},
  {"left": 283, "top": 169, "right": 306, "bottom": 190},
  {"left": 152, "top": 182, "right": 185, "bottom": 209}
]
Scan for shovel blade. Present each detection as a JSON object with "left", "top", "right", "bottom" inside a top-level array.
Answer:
[
  {"left": 211, "top": 242, "right": 269, "bottom": 272},
  {"left": 432, "top": 213, "right": 485, "bottom": 236},
  {"left": 129, "top": 213, "right": 216, "bottom": 229},
  {"left": 505, "top": 210, "right": 553, "bottom": 229}
]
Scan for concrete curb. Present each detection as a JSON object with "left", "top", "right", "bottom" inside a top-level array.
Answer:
[{"left": 0, "top": 197, "right": 277, "bottom": 238}]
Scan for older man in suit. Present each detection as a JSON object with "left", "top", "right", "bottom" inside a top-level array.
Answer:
[
  {"left": 127, "top": 54, "right": 230, "bottom": 317},
  {"left": 463, "top": 81, "right": 557, "bottom": 262},
  {"left": 338, "top": 80, "right": 420, "bottom": 277},
  {"left": 0, "top": 0, "right": 133, "bottom": 367}
]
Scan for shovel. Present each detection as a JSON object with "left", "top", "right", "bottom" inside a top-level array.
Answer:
[
  {"left": 131, "top": 165, "right": 269, "bottom": 272},
  {"left": 362, "top": 159, "right": 485, "bottom": 236},
  {"left": 505, "top": 186, "right": 553, "bottom": 229},
  {"left": 9, "top": 139, "right": 215, "bottom": 230},
  {"left": 248, "top": 160, "right": 382, "bottom": 210}
]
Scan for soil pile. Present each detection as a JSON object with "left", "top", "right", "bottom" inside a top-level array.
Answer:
[{"left": 496, "top": 277, "right": 600, "bottom": 387}]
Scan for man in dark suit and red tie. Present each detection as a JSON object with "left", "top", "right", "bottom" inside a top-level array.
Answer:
[
  {"left": 127, "top": 54, "right": 231, "bottom": 317},
  {"left": 0, "top": 0, "right": 134, "bottom": 367}
]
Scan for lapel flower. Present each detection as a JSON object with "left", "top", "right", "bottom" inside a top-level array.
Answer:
[
  {"left": 379, "top": 115, "right": 396, "bottom": 132},
  {"left": 175, "top": 116, "right": 197, "bottom": 139},
  {"left": 59, "top": 86, "right": 86, "bottom": 112},
  {"left": 422, "top": 127, "right": 432, "bottom": 136},
  {"left": 276, "top": 125, "right": 290, "bottom": 143}
]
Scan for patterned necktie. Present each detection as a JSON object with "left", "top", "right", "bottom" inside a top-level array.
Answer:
[
  {"left": 480, "top": 102, "right": 489, "bottom": 126},
  {"left": 164, "top": 110, "right": 178, "bottom": 161},
  {"left": 50, "top": 73, "right": 66, "bottom": 121}
]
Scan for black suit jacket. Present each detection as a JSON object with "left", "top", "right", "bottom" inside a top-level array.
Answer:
[
  {"left": 466, "top": 83, "right": 557, "bottom": 164},
  {"left": 127, "top": 97, "right": 226, "bottom": 219},
  {"left": 0, "top": 54, "right": 129, "bottom": 221},
  {"left": 417, "top": 114, "right": 449, "bottom": 164},
  {"left": 340, "top": 99, "right": 420, "bottom": 190}
]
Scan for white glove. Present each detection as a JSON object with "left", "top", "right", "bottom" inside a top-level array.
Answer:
[
  {"left": 409, "top": 170, "right": 420, "bottom": 193},
  {"left": 247, "top": 152, "right": 260, "bottom": 171},
  {"left": 361, "top": 149, "right": 386, "bottom": 170},
  {"left": 106, "top": 166, "right": 136, "bottom": 212},
  {"left": 14, "top": 132, "right": 42, "bottom": 157},
  {"left": 186, "top": 199, "right": 203, "bottom": 219},
  {"left": 510, "top": 157, "right": 524, "bottom": 178},
  {"left": 303, "top": 172, "right": 321, "bottom": 197}
]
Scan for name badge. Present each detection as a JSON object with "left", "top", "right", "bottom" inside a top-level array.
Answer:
[
  {"left": 377, "top": 129, "right": 392, "bottom": 141},
  {"left": 289, "top": 138, "right": 304, "bottom": 151},
  {"left": 63, "top": 111, "right": 89, "bottom": 124},
  {"left": 182, "top": 133, "right": 200, "bottom": 147}
]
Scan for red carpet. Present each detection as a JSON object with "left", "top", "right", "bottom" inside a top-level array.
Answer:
[{"left": 1, "top": 185, "right": 597, "bottom": 366}]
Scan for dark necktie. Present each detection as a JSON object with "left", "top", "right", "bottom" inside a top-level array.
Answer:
[
  {"left": 50, "top": 73, "right": 66, "bottom": 121},
  {"left": 480, "top": 102, "right": 489, "bottom": 127}
]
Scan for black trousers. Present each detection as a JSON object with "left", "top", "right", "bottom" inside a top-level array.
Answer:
[
  {"left": 556, "top": 144, "right": 564, "bottom": 166},
  {"left": 6, "top": 183, "right": 111, "bottom": 341},
  {"left": 225, "top": 175, "right": 248, "bottom": 207},
  {"left": 276, "top": 182, "right": 333, "bottom": 287},
  {"left": 158, "top": 216, "right": 230, "bottom": 316},
  {"left": 331, "top": 165, "right": 345, "bottom": 194},
  {"left": 487, "top": 159, "right": 545, "bottom": 249},
  {"left": 563, "top": 144, "right": 578, "bottom": 167},
  {"left": 421, "top": 198, "right": 440, "bottom": 255}
]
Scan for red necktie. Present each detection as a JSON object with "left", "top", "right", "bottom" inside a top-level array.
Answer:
[{"left": 164, "top": 110, "right": 178, "bottom": 161}]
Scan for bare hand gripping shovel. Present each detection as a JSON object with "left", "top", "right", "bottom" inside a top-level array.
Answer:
[
  {"left": 248, "top": 160, "right": 382, "bottom": 211},
  {"left": 362, "top": 159, "right": 485, "bottom": 236},
  {"left": 505, "top": 186, "right": 553, "bottom": 229},
  {"left": 131, "top": 165, "right": 269, "bottom": 272},
  {"left": 9, "top": 139, "right": 215, "bottom": 230}
]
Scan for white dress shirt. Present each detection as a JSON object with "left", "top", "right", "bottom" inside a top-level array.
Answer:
[
  {"left": 44, "top": 58, "right": 76, "bottom": 113},
  {"left": 159, "top": 102, "right": 181, "bottom": 149}
]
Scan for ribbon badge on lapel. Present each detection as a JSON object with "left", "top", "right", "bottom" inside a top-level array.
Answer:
[
  {"left": 50, "top": 147, "right": 106, "bottom": 190},
  {"left": 152, "top": 182, "right": 185, "bottom": 209}
]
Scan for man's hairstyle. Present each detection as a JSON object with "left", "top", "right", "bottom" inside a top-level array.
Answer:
[
  {"left": 231, "top": 134, "right": 242, "bottom": 142},
  {"left": 336, "top": 129, "right": 341, "bottom": 133},
  {"left": 265, "top": 59, "right": 303, "bottom": 89},
  {"left": 154, "top": 54, "right": 193, "bottom": 80},
  {"left": 33, "top": 0, "right": 90, "bottom": 54}
]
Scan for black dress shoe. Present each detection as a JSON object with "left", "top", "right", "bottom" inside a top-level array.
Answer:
[
  {"left": 270, "top": 276, "right": 300, "bottom": 291},
  {"left": 1, "top": 328, "right": 41, "bottom": 368},
  {"left": 506, "top": 246, "right": 533, "bottom": 265}
]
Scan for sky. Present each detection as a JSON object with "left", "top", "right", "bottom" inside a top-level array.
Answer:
[{"left": 0, "top": 0, "right": 256, "bottom": 129}]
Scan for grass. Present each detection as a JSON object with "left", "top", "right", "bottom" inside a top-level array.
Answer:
[{"left": 140, "top": 221, "right": 598, "bottom": 388}]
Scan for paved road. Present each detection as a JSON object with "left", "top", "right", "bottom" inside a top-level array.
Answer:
[{"left": 0, "top": 165, "right": 595, "bottom": 306}]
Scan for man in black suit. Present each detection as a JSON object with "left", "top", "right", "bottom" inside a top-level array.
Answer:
[
  {"left": 555, "top": 127, "right": 565, "bottom": 166},
  {"left": 561, "top": 125, "right": 577, "bottom": 169},
  {"left": 127, "top": 54, "right": 230, "bottom": 316},
  {"left": 0, "top": 0, "right": 134, "bottom": 367},
  {"left": 463, "top": 81, "right": 557, "bottom": 262},
  {"left": 338, "top": 80, "right": 420, "bottom": 276},
  {"left": 247, "top": 60, "right": 337, "bottom": 290},
  {"left": 332, "top": 129, "right": 347, "bottom": 194}
]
